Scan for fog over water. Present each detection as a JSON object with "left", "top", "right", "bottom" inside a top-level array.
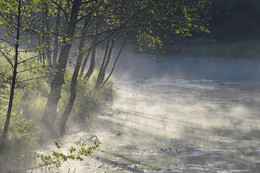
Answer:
[
  {"left": 53, "top": 52, "right": 260, "bottom": 172},
  {"left": 29, "top": 50, "right": 260, "bottom": 172},
  {"left": 113, "top": 50, "right": 260, "bottom": 82}
]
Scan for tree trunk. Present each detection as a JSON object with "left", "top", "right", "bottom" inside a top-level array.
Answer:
[
  {"left": 101, "top": 38, "right": 126, "bottom": 88},
  {"left": 79, "top": 51, "right": 90, "bottom": 77},
  {"left": 44, "top": 2, "right": 52, "bottom": 66},
  {"left": 53, "top": 0, "right": 61, "bottom": 66},
  {"left": 96, "top": 36, "right": 115, "bottom": 89},
  {"left": 2, "top": 0, "right": 21, "bottom": 141},
  {"left": 41, "top": 0, "right": 82, "bottom": 132},
  {"left": 95, "top": 37, "right": 111, "bottom": 89},
  {"left": 79, "top": 18, "right": 94, "bottom": 77},
  {"left": 84, "top": 37, "right": 97, "bottom": 80},
  {"left": 58, "top": 17, "right": 92, "bottom": 134},
  {"left": 84, "top": 17, "right": 102, "bottom": 80},
  {"left": 41, "top": 9, "right": 46, "bottom": 67}
]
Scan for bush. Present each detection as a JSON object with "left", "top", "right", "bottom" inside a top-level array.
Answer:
[
  {"left": 0, "top": 51, "right": 45, "bottom": 171},
  {"left": 71, "top": 70, "right": 114, "bottom": 129},
  {"left": 0, "top": 49, "right": 114, "bottom": 171}
]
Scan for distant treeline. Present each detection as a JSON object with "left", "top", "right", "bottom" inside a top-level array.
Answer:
[{"left": 209, "top": 0, "right": 260, "bottom": 41}]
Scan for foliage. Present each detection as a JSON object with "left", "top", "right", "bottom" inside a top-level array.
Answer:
[
  {"left": 0, "top": 49, "right": 50, "bottom": 118},
  {"left": 35, "top": 138, "right": 101, "bottom": 169},
  {"left": 0, "top": 112, "right": 38, "bottom": 171},
  {"left": 0, "top": 51, "right": 108, "bottom": 171},
  {"left": 0, "top": 50, "right": 44, "bottom": 170},
  {"left": 0, "top": 0, "right": 41, "bottom": 47},
  {"left": 66, "top": 70, "right": 113, "bottom": 128},
  {"left": 102, "top": 0, "right": 210, "bottom": 54}
]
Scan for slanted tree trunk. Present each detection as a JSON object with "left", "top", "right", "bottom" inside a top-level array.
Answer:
[
  {"left": 96, "top": 38, "right": 110, "bottom": 85},
  {"left": 84, "top": 37, "right": 97, "bottom": 80},
  {"left": 2, "top": 0, "right": 21, "bottom": 141},
  {"left": 58, "top": 16, "right": 92, "bottom": 134},
  {"left": 101, "top": 38, "right": 126, "bottom": 88},
  {"left": 41, "top": 0, "right": 82, "bottom": 132},
  {"left": 84, "top": 17, "right": 101, "bottom": 80},
  {"left": 79, "top": 51, "right": 90, "bottom": 77},
  {"left": 95, "top": 36, "right": 115, "bottom": 89}
]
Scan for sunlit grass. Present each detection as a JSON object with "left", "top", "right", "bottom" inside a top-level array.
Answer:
[{"left": 0, "top": 48, "right": 114, "bottom": 171}]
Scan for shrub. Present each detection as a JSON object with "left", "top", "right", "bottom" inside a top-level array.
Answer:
[{"left": 71, "top": 70, "right": 114, "bottom": 129}]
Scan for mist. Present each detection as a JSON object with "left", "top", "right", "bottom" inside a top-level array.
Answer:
[
  {"left": 1, "top": 0, "right": 260, "bottom": 172},
  {"left": 113, "top": 47, "right": 260, "bottom": 82},
  {"left": 41, "top": 47, "right": 260, "bottom": 172}
]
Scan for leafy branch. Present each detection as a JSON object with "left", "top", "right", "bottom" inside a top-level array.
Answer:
[{"left": 34, "top": 137, "right": 101, "bottom": 169}]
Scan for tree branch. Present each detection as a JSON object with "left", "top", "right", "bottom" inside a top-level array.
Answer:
[
  {"left": 17, "top": 65, "right": 52, "bottom": 73},
  {"left": 0, "top": 50, "right": 14, "bottom": 67}
]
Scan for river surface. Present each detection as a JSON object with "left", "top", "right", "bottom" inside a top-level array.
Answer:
[
  {"left": 29, "top": 55, "right": 260, "bottom": 173},
  {"left": 34, "top": 78, "right": 260, "bottom": 173}
]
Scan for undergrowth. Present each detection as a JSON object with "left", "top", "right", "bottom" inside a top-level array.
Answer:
[{"left": 0, "top": 49, "right": 113, "bottom": 171}]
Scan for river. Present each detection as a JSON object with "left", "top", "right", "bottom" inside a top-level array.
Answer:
[
  {"left": 49, "top": 78, "right": 260, "bottom": 173},
  {"left": 30, "top": 55, "right": 260, "bottom": 172}
]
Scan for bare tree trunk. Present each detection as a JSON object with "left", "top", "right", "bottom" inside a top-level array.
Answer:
[
  {"left": 53, "top": 0, "right": 61, "bottom": 66},
  {"left": 41, "top": 0, "right": 82, "bottom": 132},
  {"left": 84, "top": 17, "right": 101, "bottom": 80},
  {"left": 44, "top": 2, "right": 52, "bottom": 66},
  {"left": 58, "top": 17, "right": 92, "bottom": 134},
  {"left": 101, "top": 38, "right": 126, "bottom": 88},
  {"left": 38, "top": 37, "right": 43, "bottom": 62},
  {"left": 95, "top": 36, "right": 114, "bottom": 89},
  {"left": 79, "top": 51, "right": 90, "bottom": 77},
  {"left": 41, "top": 9, "right": 46, "bottom": 67},
  {"left": 2, "top": 0, "right": 21, "bottom": 141},
  {"left": 79, "top": 18, "right": 94, "bottom": 77},
  {"left": 97, "top": 37, "right": 110, "bottom": 79},
  {"left": 84, "top": 37, "right": 96, "bottom": 79}
]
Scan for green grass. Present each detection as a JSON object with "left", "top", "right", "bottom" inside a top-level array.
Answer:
[{"left": 0, "top": 49, "right": 114, "bottom": 171}]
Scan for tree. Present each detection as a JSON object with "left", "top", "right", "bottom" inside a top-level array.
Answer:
[
  {"left": 57, "top": 15, "right": 94, "bottom": 134},
  {"left": 97, "top": 37, "right": 127, "bottom": 89},
  {"left": 0, "top": 0, "right": 41, "bottom": 142},
  {"left": 41, "top": 0, "right": 83, "bottom": 131},
  {"left": 40, "top": 0, "right": 209, "bottom": 135}
]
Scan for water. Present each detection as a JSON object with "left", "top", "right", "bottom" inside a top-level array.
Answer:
[{"left": 30, "top": 79, "right": 260, "bottom": 172}]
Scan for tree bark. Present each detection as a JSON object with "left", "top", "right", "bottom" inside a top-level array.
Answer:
[
  {"left": 44, "top": 2, "right": 52, "bottom": 66},
  {"left": 41, "top": 9, "right": 46, "bottom": 67},
  {"left": 41, "top": 0, "right": 82, "bottom": 132},
  {"left": 84, "top": 37, "right": 96, "bottom": 80},
  {"left": 96, "top": 38, "right": 110, "bottom": 85},
  {"left": 53, "top": 0, "right": 61, "bottom": 66},
  {"left": 79, "top": 51, "right": 90, "bottom": 77},
  {"left": 84, "top": 17, "right": 101, "bottom": 80},
  {"left": 101, "top": 38, "right": 126, "bottom": 88},
  {"left": 58, "top": 16, "right": 92, "bottom": 134},
  {"left": 96, "top": 36, "right": 115, "bottom": 89}
]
